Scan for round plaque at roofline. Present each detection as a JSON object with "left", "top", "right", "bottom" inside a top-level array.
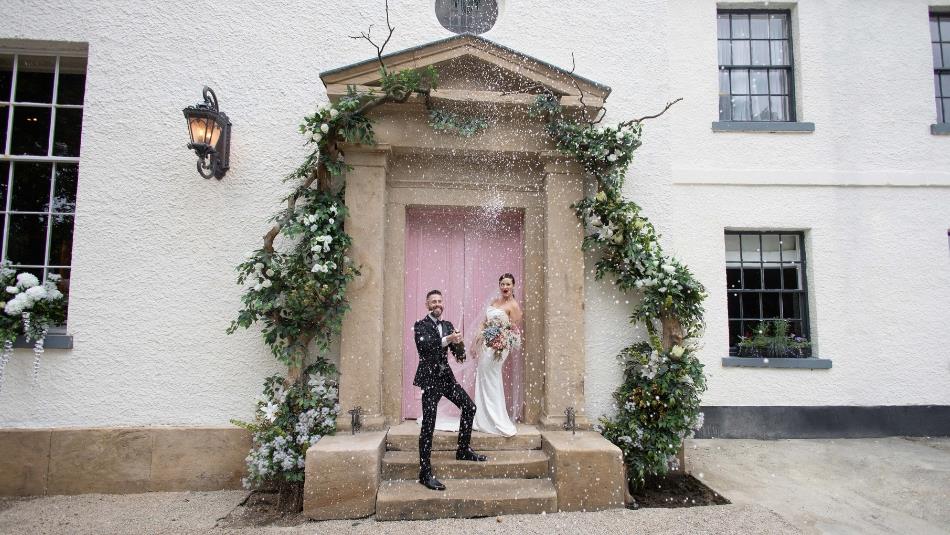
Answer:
[{"left": 435, "top": 0, "right": 499, "bottom": 35}]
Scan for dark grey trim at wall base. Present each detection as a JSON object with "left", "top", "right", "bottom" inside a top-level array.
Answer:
[
  {"left": 932, "top": 123, "right": 950, "bottom": 135},
  {"left": 12, "top": 334, "right": 73, "bottom": 349},
  {"left": 695, "top": 405, "right": 950, "bottom": 439},
  {"left": 722, "top": 357, "right": 832, "bottom": 369},
  {"left": 712, "top": 121, "right": 815, "bottom": 133}
]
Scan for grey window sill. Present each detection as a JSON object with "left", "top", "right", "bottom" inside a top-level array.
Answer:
[
  {"left": 12, "top": 334, "right": 73, "bottom": 349},
  {"left": 932, "top": 124, "right": 950, "bottom": 135},
  {"left": 722, "top": 356, "right": 832, "bottom": 369},
  {"left": 712, "top": 121, "right": 815, "bottom": 133}
]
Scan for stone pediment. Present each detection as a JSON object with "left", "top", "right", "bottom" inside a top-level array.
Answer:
[{"left": 321, "top": 34, "right": 610, "bottom": 108}]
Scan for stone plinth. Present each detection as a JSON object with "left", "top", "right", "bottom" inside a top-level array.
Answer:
[
  {"left": 303, "top": 431, "right": 386, "bottom": 520},
  {"left": 542, "top": 430, "right": 625, "bottom": 512}
]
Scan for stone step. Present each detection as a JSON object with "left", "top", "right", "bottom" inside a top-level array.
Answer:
[
  {"left": 386, "top": 421, "right": 541, "bottom": 451},
  {"left": 382, "top": 450, "right": 550, "bottom": 480},
  {"left": 375, "top": 478, "right": 558, "bottom": 521}
]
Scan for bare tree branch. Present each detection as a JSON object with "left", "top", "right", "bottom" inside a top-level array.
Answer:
[
  {"left": 349, "top": 0, "right": 396, "bottom": 74},
  {"left": 622, "top": 97, "right": 684, "bottom": 126},
  {"left": 569, "top": 52, "right": 605, "bottom": 128}
]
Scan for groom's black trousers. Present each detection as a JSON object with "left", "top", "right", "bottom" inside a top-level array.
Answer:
[{"left": 419, "top": 382, "right": 476, "bottom": 477}]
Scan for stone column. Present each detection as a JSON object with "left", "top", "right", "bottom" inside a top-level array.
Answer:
[
  {"left": 540, "top": 152, "right": 591, "bottom": 430},
  {"left": 336, "top": 144, "right": 391, "bottom": 432}
]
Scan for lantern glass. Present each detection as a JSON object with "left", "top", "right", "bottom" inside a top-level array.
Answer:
[{"left": 187, "top": 114, "right": 221, "bottom": 148}]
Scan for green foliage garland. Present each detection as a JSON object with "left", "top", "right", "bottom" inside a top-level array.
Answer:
[
  {"left": 532, "top": 94, "right": 709, "bottom": 487},
  {"left": 427, "top": 109, "right": 489, "bottom": 138}
]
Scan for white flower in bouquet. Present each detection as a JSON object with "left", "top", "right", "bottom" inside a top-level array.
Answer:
[
  {"left": 329, "top": 108, "right": 339, "bottom": 118},
  {"left": 320, "top": 123, "right": 329, "bottom": 134},
  {"left": 261, "top": 401, "right": 279, "bottom": 422},
  {"left": 670, "top": 345, "right": 686, "bottom": 358},
  {"left": 261, "top": 279, "right": 272, "bottom": 288},
  {"left": 25, "top": 286, "right": 47, "bottom": 300},
  {"left": 254, "top": 262, "right": 264, "bottom": 272},
  {"left": 311, "top": 133, "right": 322, "bottom": 143},
  {"left": 265, "top": 268, "right": 275, "bottom": 277},
  {"left": 16, "top": 273, "right": 39, "bottom": 289}
]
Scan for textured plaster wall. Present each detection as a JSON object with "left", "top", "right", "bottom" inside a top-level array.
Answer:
[{"left": 0, "top": 0, "right": 947, "bottom": 427}]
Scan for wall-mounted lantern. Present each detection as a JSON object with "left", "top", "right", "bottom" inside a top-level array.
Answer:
[{"left": 182, "top": 86, "right": 231, "bottom": 179}]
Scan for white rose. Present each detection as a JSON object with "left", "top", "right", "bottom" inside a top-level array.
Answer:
[
  {"left": 320, "top": 124, "right": 329, "bottom": 134},
  {"left": 311, "top": 133, "right": 322, "bottom": 143},
  {"left": 671, "top": 345, "right": 686, "bottom": 358},
  {"left": 329, "top": 108, "right": 339, "bottom": 118},
  {"left": 262, "top": 279, "right": 272, "bottom": 288},
  {"left": 265, "top": 269, "right": 275, "bottom": 277},
  {"left": 328, "top": 218, "right": 334, "bottom": 225},
  {"left": 254, "top": 262, "right": 264, "bottom": 271}
]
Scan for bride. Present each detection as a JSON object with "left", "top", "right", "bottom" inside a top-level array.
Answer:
[{"left": 471, "top": 273, "right": 522, "bottom": 437}]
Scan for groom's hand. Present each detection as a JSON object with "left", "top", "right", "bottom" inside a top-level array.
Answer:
[{"left": 448, "top": 331, "right": 464, "bottom": 344}]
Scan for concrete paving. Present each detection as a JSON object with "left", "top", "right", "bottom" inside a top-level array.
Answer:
[{"left": 687, "top": 437, "right": 950, "bottom": 535}]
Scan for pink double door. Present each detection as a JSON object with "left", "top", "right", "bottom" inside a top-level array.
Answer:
[{"left": 402, "top": 206, "right": 525, "bottom": 421}]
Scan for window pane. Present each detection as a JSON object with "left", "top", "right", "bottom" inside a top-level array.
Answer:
[
  {"left": 935, "top": 43, "right": 944, "bottom": 69},
  {"left": 57, "top": 56, "right": 87, "bottom": 105},
  {"left": 719, "top": 69, "right": 731, "bottom": 94},
  {"left": 0, "top": 161, "right": 8, "bottom": 207},
  {"left": 720, "top": 94, "right": 732, "bottom": 120},
  {"left": 782, "top": 293, "right": 801, "bottom": 320},
  {"left": 781, "top": 234, "right": 800, "bottom": 260},
  {"left": 0, "top": 104, "right": 7, "bottom": 150},
  {"left": 761, "top": 234, "right": 781, "bottom": 261},
  {"left": 770, "top": 69, "right": 788, "bottom": 94},
  {"left": 729, "top": 320, "right": 742, "bottom": 348},
  {"left": 770, "top": 96, "right": 789, "bottom": 120},
  {"left": 727, "top": 267, "right": 741, "bottom": 289},
  {"left": 762, "top": 293, "right": 780, "bottom": 317},
  {"left": 718, "top": 41, "right": 731, "bottom": 65},
  {"left": 942, "top": 74, "right": 950, "bottom": 97},
  {"left": 932, "top": 17, "right": 940, "bottom": 41},
  {"left": 0, "top": 55, "right": 12, "bottom": 100},
  {"left": 751, "top": 95, "right": 770, "bottom": 121},
  {"left": 718, "top": 14, "right": 731, "bottom": 38},
  {"left": 731, "top": 96, "right": 750, "bottom": 121},
  {"left": 943, "top": 98, "right": 950, "bottom": 124},
  {"left": 11, "top": 162, "right": 52, "bottom": 211},
  {"left": 782, "top": 266, "right": 801, "bottom": 290},
  {"left": 732, "top": 40, "right": 751, "bottom": 65},
  {"left": 730, "top": 69, "right": 749, "bottom": 94},
  {"left": 724, "top": 234, "right": 740, "bottom": 260},
  {"left": 50, "top": 266, "right": 71, "bottom": 305},
  {"left": 763, "top": 264, "right": 782, "bottom": 289},
  {"left": 731, "top": 14, "right": 750, "bottom": 38},
  {"left": 751, "top": 14, "right": 769, "bottom": 38},
  {"left": 943, "top": 44, "right": 950, "bottom": 67},
  {"left": 741, "top": 233, "right": 761, "bottom": 260},
  {"left": 769, "top": 14, "right": 787, "bottom": 39},
  {"left": 14, "top": 56, "right": 55, "bottom": 103},
  {"left": 6, "top": 214, "right": 47, "bottom": 265},
  {"left": 751, "top": 40, "right": 771, "bottom": 65},
  {"left": 743, "top": 268, "right": 762, "bottom": 290},
  {"left": 750, "top": 69, "right": 769, "bottom": 94},
  {"left": 10, "top": 106, "right": 51, "bottom": 155},
  {"left": 49, "top": 214, "right": 73, "bottom": 266},
  {"left": 728, "top": 291, "right": 740, "bottom": 317},
  {"left": 741, "top": 292, "right": 760, "bottom": 318},
  {"left": 53, "top": 107, "right": 83, "bottom": 157},
  {"left": 942, "top": 18, "right": 950, "bottom": 41},
  {"left": 53, "top": 163, "right": 78, "bottom": 213},
  {"left": 771, "top": 41, "right": 788, "bottom": 65}
]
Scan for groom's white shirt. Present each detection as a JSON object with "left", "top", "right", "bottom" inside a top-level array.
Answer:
[{"left": 427, "top": 313, "right": 451, "bottom": 348}]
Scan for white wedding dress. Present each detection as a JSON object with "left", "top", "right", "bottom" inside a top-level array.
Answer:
[{"left": 471, "top": 305, "right": 518, "bottom": 437}]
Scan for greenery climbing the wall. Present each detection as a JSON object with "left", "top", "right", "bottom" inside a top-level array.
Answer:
[
  {"left": 427, "top": 108, "right": 489, "bottom": 138},
  {"left": 531, "top": 93, "right": 709, "bottom": 488}
]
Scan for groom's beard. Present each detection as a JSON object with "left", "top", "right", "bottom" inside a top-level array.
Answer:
[{"left": 429, "top": 307, "right": 443, "bottom": 318}]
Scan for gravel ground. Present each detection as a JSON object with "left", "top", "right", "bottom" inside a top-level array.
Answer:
[{"left": 0, "top": 491, "right": 799, "bottom": 535}]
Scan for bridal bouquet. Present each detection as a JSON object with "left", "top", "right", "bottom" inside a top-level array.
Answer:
[{"left": 482, "top": 316, "right": 521, "bottom": 361}]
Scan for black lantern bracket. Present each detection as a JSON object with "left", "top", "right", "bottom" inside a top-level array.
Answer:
[{"left": 182, "top": 86, "right": 231, "bottom": 179}]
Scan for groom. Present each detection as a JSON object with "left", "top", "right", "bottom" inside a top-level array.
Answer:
[{"left": 414, "top": 289, "right": 487, "bottom": 491}]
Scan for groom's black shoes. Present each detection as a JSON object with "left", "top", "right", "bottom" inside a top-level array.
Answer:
[
  {"left": 419, "top": 473, "right": 446, "bottom": 491},
  {"left": 456, "top": 447, "right": 488, "bottom": 462}
]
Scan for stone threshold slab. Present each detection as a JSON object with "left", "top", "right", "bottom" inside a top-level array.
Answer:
[
  {"left": 381, "top": 450, "right": 549, "bottom": 480},
  {"left": 375, "top": 478, "right": 557, "bottom": 520},
  {"left": 386, "top": 422, "right": 541, "bottom": 451}
]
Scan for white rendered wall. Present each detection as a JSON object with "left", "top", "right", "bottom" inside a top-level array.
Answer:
[{"left": 0, "top": 1, "right": 947, "bottom": 428}]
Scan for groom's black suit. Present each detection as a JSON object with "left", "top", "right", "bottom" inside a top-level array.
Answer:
[{"left": 413, "top": 315, "right": 477, "bottom": 479}]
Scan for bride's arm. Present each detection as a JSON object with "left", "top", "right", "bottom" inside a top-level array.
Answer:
[{"left": 510, "top": 301, "right": 523, "bottom": 331}]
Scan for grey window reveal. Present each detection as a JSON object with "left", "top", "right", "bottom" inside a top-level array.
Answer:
[
  {"left": 435, "top": 0, "right": 498, "bottom": 35},
  {"left": 931, "top": 12, "right": 950, "bottom": 123},
  {"left": 0, "top": 52, "right": 86, "bottom": 325},
  {"left": 717, "top": 10, "right": 795, "bottom": 122},
  {"left": 724, "top": 231, "right": 810, "bottom": 353}
]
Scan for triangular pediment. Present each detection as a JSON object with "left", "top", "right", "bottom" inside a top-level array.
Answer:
[{"left": 321, "top": 34, "right": 610, "bottom": 100}]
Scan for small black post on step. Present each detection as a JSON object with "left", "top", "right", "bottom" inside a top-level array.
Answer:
[
  {"left": 563, "top": 407, "right": 576, "bottom": 435},
  {"left": 349, "top": 406, "right": 363, "bottom": 435}
]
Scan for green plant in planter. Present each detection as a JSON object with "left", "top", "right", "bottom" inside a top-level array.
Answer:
[{"left": 737, "top": 319, "right": 811, "bottom": 358}]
